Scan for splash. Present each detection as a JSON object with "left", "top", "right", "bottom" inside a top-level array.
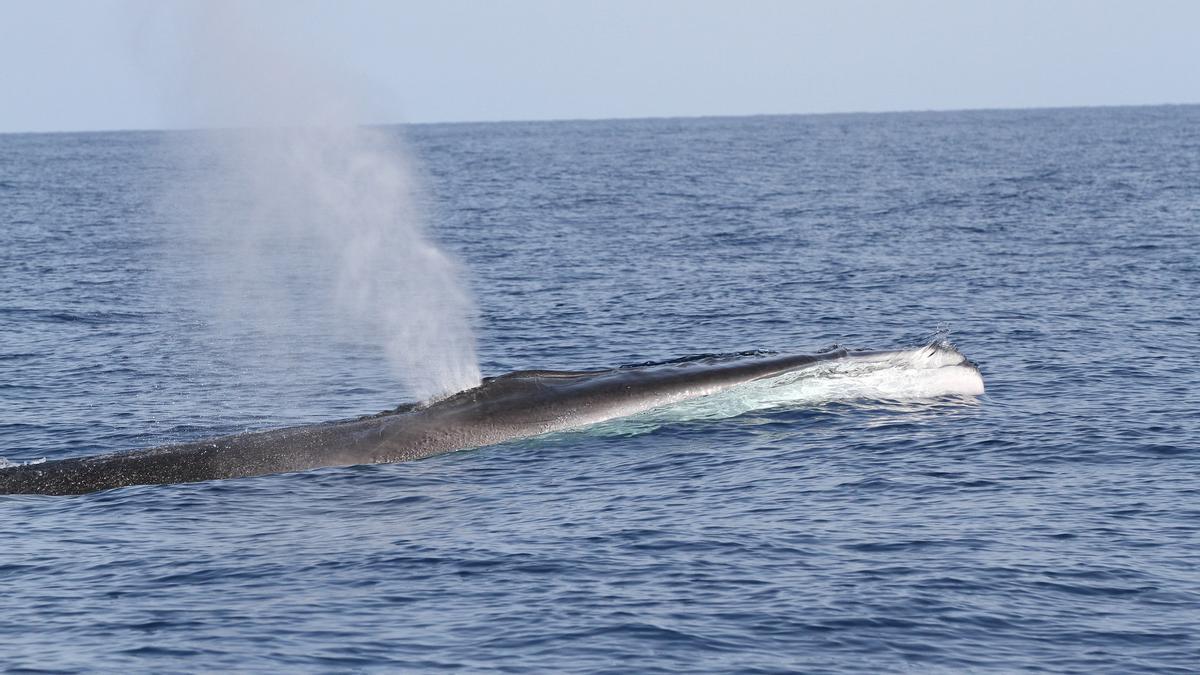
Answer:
[
  {"left": 0, "top": 457, "right": 46, "bottom": 469},
  {"left": 147, "top": 2, "right": 480, "bottom": 400},
  {"left": 578, "top": 343, "right": 984, "bottom": 437}
]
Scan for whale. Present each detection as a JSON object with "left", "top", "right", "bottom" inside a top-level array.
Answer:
[{"left": 0, "top": 344, "right": 983, "bottom": 496}]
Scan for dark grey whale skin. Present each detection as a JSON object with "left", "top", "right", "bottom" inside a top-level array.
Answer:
[{"left": 0, "top": 348, "right": 913, "bottom": 496}]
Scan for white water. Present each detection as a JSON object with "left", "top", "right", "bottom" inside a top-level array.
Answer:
[
  {"left": 0, "top": 457, "right": 45, "bottom": 469},
  {"left": 582, "top": 345, "right": 984, "bottom": 437}
]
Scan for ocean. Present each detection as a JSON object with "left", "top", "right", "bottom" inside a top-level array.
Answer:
[{"left": 1, "top": 105, "right": 1197, "bottom": 672}]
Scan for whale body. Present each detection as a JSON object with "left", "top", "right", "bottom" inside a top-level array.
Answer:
[{"left": 0, "top": 344, "right": 983, "bottom": 496}]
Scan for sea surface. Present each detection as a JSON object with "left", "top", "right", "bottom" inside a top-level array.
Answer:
[{"left": 2, "top": 106, "right": 1198, "bottom": 672}]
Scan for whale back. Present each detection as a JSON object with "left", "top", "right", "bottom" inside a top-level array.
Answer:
[{"left": 0, "top": 345, "right": 980, "bottom": 495}]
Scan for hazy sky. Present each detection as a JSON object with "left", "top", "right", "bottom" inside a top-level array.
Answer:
[{"left": 0, "top": 0, "right": 1196, "bottom": 133}]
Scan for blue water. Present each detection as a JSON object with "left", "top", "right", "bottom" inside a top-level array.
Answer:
[{"left": 2, "top": 106, "right": 1198, "bottom": 672}]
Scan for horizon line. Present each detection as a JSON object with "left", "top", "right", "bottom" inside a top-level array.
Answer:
[{"left": 2, "top": 100, "right": 1197, "bottom": 137}]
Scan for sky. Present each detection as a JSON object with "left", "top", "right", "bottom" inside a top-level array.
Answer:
[{"left": 0, "top": 0, "right": 1197, "bottom": 134}]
